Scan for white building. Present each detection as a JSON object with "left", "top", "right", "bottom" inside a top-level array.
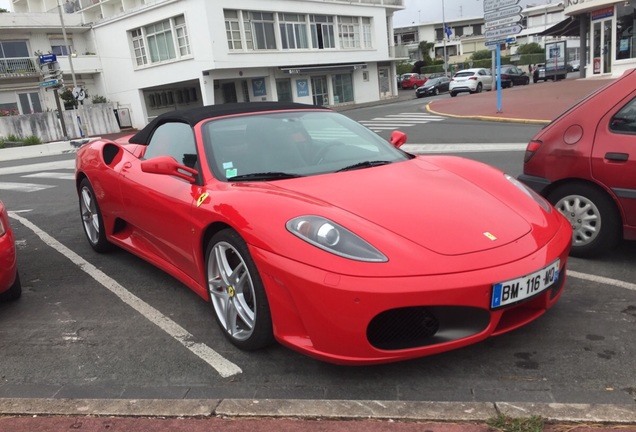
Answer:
[
  {"left": 394, "top": 3, "right": 580, "bottom": 71},
  {"left": 2, "top": 0, "right": 405, "bottom": 130},
  {"left": 544, "top": 0, "right": 636, "bottom": 77}
]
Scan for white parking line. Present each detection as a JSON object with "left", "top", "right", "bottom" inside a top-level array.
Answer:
[
  {"left": 8, "top": 212, "right": 242, "bottom": 378},
  {"left": 0, "top": 182, "right": 55, "bottom": 192},
  {"left": 569, "top": 270, "right": 636, "bottom": 292}
]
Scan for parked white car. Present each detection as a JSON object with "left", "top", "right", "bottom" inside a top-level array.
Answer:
[{"left": 449, "top": 68, "right": 493, "bottom": 97}]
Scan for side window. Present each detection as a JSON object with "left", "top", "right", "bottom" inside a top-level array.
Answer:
[
  {"left": 144, "top": 122, "right": 198, "bottom": 168},
  {"left": 609, "top": 97, "right": 636, "bottom": 133}
]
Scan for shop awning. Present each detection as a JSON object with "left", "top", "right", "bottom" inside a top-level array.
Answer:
[
  {"left": 279, "top": 63, "right": 367, "bottom": 74},
  {"left": 539, "top": 16, "right": 581, "bottom": 37}
]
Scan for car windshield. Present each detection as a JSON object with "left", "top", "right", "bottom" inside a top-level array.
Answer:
[
  {"left": 203, "top": 111, "right": 411, "bottom": 182},
  {"left": 426, "top": 78, "right": 440, "bottom": 85}
]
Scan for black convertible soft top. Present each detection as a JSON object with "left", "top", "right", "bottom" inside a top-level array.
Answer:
[{"left": 129, "top": 101, "right": 330, "bottom": 144}]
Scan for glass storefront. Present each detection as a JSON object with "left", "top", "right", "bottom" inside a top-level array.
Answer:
[{"left": 616, "top": 2, "right": 636, "bottom": 60}]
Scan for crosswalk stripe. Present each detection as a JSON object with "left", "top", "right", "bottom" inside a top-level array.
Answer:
[
  {"left": 22, "top": 172, "right": 75, "bottom": 180},
  {"left": 0, "top": 182, "right": 55, "bottom": 192}
]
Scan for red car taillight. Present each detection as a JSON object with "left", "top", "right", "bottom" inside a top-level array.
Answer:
[
  {"left": 469, "top": 77, "right": 477, "bottom": 80},
  {"left": 524, "top": 140, "right": 542, "bottom": 163}
]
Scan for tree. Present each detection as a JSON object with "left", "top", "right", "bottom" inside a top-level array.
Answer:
[
  {"left": 0, "top": 8, "right": 9, "bottom": 13},
  {"left": 471, "top": 50, "right": 492, "bottom": 61},
  {"left": 516, "top": 42, "right": 544, "bottom": 54}
]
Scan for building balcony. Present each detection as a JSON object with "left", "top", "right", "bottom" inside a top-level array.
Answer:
[
  {"left": 0, "top": 58, "right": 39, "bottom": 78},
  {"left": 57, "top": 54, "right": 103, "bottom": 74}
]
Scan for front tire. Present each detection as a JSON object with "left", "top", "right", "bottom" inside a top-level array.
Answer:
[
  {"left": 450, "top": 91, "right": 457, "bottom": 97},
  {"left": 79, "top": 178, "right": 111, "bottom": 253},
  {"left": 547, "top": 183, "right": 622, "bottom": 257},
  {"left": 206, "top": 229, "right": 274, "bottom": 350},
  {"left": 433, "top": 88, "right": 439, "bottom": 96}
]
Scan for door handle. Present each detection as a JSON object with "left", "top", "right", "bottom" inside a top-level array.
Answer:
[{"left": 604, "top": 152, "right": 628, "bottom": 162}]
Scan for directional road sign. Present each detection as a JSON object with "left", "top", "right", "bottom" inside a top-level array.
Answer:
[
  {"left": 483, "top": 0, "right": 520, "bottom": 13},
  {"left": 484, "top": 5, "right": 522, "bottom": 22},
  {"left": 485, "top": 37, "right": 516, "bottom": 46},
  {"left": 39, "top": 79, "right": 59, "bottom": 88},
  {"left": 486, "top": 15, "right": 523, "bottom": 30},
  {"left": 484, "top": 24, "right": 523, "bottom": 39}
]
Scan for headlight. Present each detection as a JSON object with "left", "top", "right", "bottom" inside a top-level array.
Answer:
[
  {"left": 287, "top": 215, "right": 388, "bottom": 262},
  {"left": 505, "top": 174, "right": 552, "bottom": 213}
]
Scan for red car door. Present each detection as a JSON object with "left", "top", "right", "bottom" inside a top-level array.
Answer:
[
  {"left": 118, "top": 122, "right": 201, "bottom": 282},
  {"left": 592, "top": 95, "right": 636, "bottom": 229}
]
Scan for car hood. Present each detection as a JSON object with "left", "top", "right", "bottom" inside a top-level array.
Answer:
[{"left": 274, "top": 158, "right": 531, "bottom": 256}]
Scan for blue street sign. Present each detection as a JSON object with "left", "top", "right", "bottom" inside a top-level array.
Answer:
[
  {"left": 39, "top": 79, "right": 59, "bottom": 88},
  {"left": 485, "top": 37, "right": 516, "bottom": 46},
  {"left": 38, "top": 54, "right": 57, "bottom": 65}
]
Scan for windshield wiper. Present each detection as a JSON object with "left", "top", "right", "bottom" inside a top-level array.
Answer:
[
  {"left": 229, "top": 172, "right": 303, "bottom": 181},
  {"left": 337, "top": 160, "right": 392, "bottom": 172}
]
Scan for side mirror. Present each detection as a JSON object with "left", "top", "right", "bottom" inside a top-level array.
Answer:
[
  {"left": 141, "top": 155, "right": 198, "bottom": 183},
  {"left": 389, "top": 130, "right": 407, "bottom": 148}
]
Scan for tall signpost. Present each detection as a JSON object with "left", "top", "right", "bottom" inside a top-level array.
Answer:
[
  {"left": 39, "top": 54, "right": 68, "bottom": 141},
  {"left": 483, "top": 0, "right": 523, "bottom": 112}
]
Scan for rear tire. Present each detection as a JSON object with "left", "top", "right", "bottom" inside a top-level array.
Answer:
[
  {"left": 547, "top": 183, "right": 622, "bottom": 257},
  {"left": 450, "top": 92, "right": 457, "bottom": 97}
]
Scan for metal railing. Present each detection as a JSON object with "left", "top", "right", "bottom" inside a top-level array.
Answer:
[{"left": 0, "top": 57, "right": 39, "bottom": 77}]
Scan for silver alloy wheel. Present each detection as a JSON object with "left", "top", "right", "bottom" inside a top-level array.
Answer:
[
  {"left": 80, "top": 185, "right": 99, "bottom": 245},
  {"left": 554, "top": 194, "right": 601, "bottom": 247},
  {"left": 207, "top": 241, "right": 256, "bottom": 341}
]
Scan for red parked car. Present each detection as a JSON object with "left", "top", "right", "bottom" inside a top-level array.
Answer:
[
  {"left": 76, "top": 102, "right": 571, "bottom": 365},
  {"left": 0, "top": 199, "right": 21, "bottom": 302},
  {"left": 400, "top": 73, "right": 427, "bottom": 89},
  {"left": 519, "top": 68, "right": 636, "bottom": 257}
]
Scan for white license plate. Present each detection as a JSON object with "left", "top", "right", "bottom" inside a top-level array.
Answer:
[{"left": 491, "top": 259, "right": 560, "bottom": 309}]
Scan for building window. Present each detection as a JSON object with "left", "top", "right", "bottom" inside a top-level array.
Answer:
[
  {"left": 225, "top": 10, "right": 243, "bottom": 50},
  {"left": 130, "top": 15, "right": 190, "bottom": 67},
  {"left": 175, "top": 15, "right": 191, "bottom": 56},
  {"left": 50, "top": 38, "right": 73, "bottom": 56},
  {"left": 362, "top": 17, "right": 372, "bottom": 48},
  {"left": 338, "top": 16, "right": 360, "bottom": 49},
  {"left": 616, "top": 2, "right": 636, "bottom": 61},
  {"left": 0, "top": 40, "right": 29, "bottom": 58},
  {"left": 248, "top": 11, "right": 276, "bottom": 50},
  {"left": 472, "top": 24, "right": 482, "bottom": 36},
  {"left": 131, "top": 29, "right": 147, "bottom": 66},
  {"left": 332, "top": 73, "right": 354, "bottom": 104},
  {"left": 279, "top": 13, "right": 309, "bottom": 49},
  {"left": 310, "top": 15, "right": 335, "bottom": 49},
  {"left": 454, "top": 26, "right": 463, "bottom": 37},
  {"left": 146, "top": 20, "right": 176, "bottom": 62},
  {"left": 18, "top": 92, "right": 42, "bottom": 114}
]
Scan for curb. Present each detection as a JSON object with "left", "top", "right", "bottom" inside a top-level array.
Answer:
[
  {"left": 0, "top": 399, "right": 635, "bottom": 424},
  {"left": 425, "top": 102, "right": 551, "bottom": 125}
]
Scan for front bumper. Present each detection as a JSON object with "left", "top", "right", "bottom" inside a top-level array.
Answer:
[{"left": 250, "top": 221, "right": 571, "bottom": 365}]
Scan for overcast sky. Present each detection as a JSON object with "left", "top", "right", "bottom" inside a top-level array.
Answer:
[
  {"left": 0, "top": 0, "right": 10, "bottom": 11},
  {"left": 393, "top": 0, "right": 535, "bottom": 27}
]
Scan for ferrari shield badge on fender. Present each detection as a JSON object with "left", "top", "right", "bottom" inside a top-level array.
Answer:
[
  {"left": 483, "top": 232, "right": 497, "bottom": 241},
  {"left": 197, "top": 192, "right": 210, "bottom": 207}
]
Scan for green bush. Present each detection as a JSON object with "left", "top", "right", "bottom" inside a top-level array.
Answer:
[
  {"left": 22, "top": 135, "right": 42, "bottom": 146},
  {"left": 91, "top": 95, "right": 110, "bottom": 104}
]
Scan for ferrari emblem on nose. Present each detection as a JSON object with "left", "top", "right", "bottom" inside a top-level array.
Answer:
[{"left": 483, "top": 232, "right": 497, "bottom": 241}]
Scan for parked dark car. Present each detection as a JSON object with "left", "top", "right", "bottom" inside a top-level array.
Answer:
[
  {"left": 533, "top": 63, "right": 566, "bottom": 83},
  {"left": 498, "top": 65, "right": 530, "bottom": 88},
  {"left": 415, "top": 76, "right": 450, "bottom": 97}
]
